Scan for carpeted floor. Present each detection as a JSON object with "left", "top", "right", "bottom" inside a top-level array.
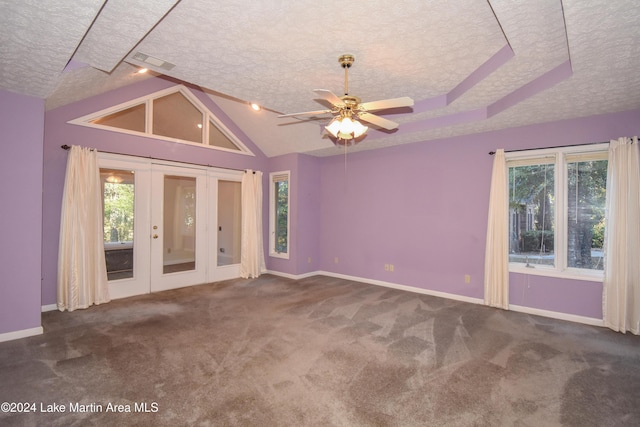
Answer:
[{"left": 1, "top": 274, "right": 639, "bottom": 426}]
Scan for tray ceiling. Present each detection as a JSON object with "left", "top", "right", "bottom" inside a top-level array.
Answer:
[{"left": 1, "top": 0, "right": 639, "bottom": 157}]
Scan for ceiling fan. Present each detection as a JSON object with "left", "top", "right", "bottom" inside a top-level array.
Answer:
[{"left": 278, "top": 54, "right": 414, "bottom": 143}]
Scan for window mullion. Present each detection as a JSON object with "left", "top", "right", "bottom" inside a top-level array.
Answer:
[
  {"left": 556, "top": 153, "right": 567, "bottom": 272},
  {"left": 201, "top": 112, "right": 207, "bottom": 145},
  {"left": 146, "top": 99, "right": 153, "bottom": 134}
]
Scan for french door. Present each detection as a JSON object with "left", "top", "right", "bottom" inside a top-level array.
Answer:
[
  {"left": 99, "top": 154, "right": 243, "bottom": 299},
  {"left": 150, "top": 164, "right": 207, "bottom": 292}
]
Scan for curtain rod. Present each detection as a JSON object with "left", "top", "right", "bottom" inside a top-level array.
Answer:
[
  {"left": 488, "top": 141, "right": 609, "bottom": 155},
  {"left": 60, "top": 144, "right": 249, "bottom": 173}
]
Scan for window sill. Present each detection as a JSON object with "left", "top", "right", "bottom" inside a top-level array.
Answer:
[
  {"left": 269, "top": 252, "right": 289, "bottom": 260},
  {"left": 509, "top": 265, "right": 603, "bottom": 282}
]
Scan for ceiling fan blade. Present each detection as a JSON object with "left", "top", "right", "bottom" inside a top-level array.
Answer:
[
  {"left": 313, "top": 89, "right": 346, "bottom": 108},
  {"left": 278, "top": 109, "right": 332, "bottom": 118},
  {"left": 358, "top": 112, "right": 399, "bottom": 130},
  {"left": 359, "top": 96, "right": 414, "bottom": 111}
]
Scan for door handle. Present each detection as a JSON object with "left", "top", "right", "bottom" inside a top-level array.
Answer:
[{"left": 153, "top": 234, "right": 158, "bottom": 239}]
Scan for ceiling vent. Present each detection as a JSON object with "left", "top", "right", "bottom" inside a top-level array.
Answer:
[{"left": 131, "top": 52, "right": 176, "bottom": 71}]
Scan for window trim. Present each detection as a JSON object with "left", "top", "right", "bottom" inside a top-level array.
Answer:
[
  {"left": 269, "top": 170, "right": 290, "bottom": 259},
  {"left": 68, "top": 85, "right": 254, "bottom": 156},
  {"left": 506, "top": 143, "right": 608, "bottom": 281}
]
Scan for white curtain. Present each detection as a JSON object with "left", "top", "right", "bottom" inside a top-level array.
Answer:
[
  {"left": 484, "top": 149, "right": 510, "bottom": 309},
  {"left": 240, "top": 170, "right": 265, "bottom": 278},
  {"left": 57, "top": 146, "right": 110, "bottom": 311},
  {"left": 603, "top": 136, "right": 640, "bottom": 334}
]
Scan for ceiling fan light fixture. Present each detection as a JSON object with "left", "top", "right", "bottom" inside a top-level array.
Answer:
[
  {"left": 278, "top": 54, "right": 412, "bottom": 143},
  {"left": 351, "top": 119, "right": 368, "bottom": 138},
  {"left": 325, "top": 116, "right": 368, "bottom": 140},
  {"left": 325, "top": 117, "right": 342, "bottom": 138}
]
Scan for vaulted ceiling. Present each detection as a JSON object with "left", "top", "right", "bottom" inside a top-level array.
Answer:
[{"left": 1, "top": 1, "right": 639, "bottom": 157}]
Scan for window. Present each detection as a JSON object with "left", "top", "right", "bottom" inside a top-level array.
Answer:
[
  {"left": 70, "top": 85, "right": 254, "bottom": 155},
  {"left": 269, "top": 171, "right": 290, "bottom": 258},
  {"left": 153, "top": 92, "right": 203, "bottom": 144},
  {"left": 92, "top": 104, "right": 145, "bottom": 132},
  {"left": 507, "top": 145, "right": 608, "bottom": 280}
]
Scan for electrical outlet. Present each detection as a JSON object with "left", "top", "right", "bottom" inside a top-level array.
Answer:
[
  {"left": 465, "top": 274, "right": 471, "bottom": 284},
  {"left": 308, "top": 257, "right": 312, "bottom": 264},
  {"left": 384, "top": 264, "right": 389, "bottom": 271},
  {"left": 334, "top": 257, "right": 339, "bottom": 264},
  {"left": 389, "top": 264, "right": 394, "bottom": 272}
]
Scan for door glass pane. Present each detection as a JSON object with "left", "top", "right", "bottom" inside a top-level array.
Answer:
[
  {"left": 101, "top": 169, "right": 135, "bottom": 281},
  {"left": 218, "top": 180, "right": 242, "bottom": 266},
  {"left": 508, "top": 163, "right": 555, "bottom": 267},
  {"left": 164, "top": 175, "right": 197, "bottom": 274},
  {"left": 567, "top": 159, "right": 607, "bottom": 270}
]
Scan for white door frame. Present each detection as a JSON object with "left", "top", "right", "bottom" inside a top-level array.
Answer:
[
  {"left": 150, "top": 162, "right": 208, "bottom": 292},
  {"left": 208, "top": 170, "right": 243, "bottom": 281},
  {"left": 99, "top": 154, "right": 151, "bottom": 299},
  {"left": 99, "top": 153, "right": 245, "bottom": 298}
]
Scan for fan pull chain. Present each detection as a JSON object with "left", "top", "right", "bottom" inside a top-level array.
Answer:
[{"left": 344, "top": 141, "right": 348, "bottom": 177}]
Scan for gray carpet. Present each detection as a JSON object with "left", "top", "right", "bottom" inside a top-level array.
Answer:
[{"left": 1, "top": 274, "right": 639, "bottom": 426}]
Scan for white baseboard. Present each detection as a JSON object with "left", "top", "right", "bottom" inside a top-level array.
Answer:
[
  {"left": 509, "top": 304, "right": 604, "bottom": 327},
  {"left": 316, "top": 270, "right": 485, "bottom": 305},
  {"left": 265, "top": 270, "right": 318, "bottom": 280},
  {"left": 41, "top": 304, "right": 58, "bottom": 312},
  {"left": 265, "top": 269, "right": 605, "bottom": 327},
  {"left": 266, "top": 269, "right": 483, "bottom": 304},
  {"left": 0, "top": 326, "right": 43, "bottom": 343}
]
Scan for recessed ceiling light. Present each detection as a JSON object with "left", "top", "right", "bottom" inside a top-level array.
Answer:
[{"left": 250, "top": 103, "right": 261, "bottom": 111}]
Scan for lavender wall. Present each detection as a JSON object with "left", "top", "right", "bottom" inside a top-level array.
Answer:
[
  {"left": 295, "top": 154, "right": 321, "bottom": 274},
  {"left": 318, "top": 109, "right": 640, "bottom": 319},
  {"left": 266, "top": 153, "right": 321, "bottom": 275},
  {"left": 42, "top": 76, "right": 269, "bottom": 305},
  {"left": 0, "top": 90, "right": 44, "bottom": 334}
]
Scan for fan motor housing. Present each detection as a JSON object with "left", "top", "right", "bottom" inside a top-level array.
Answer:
[{"left": 340, "top": 95, "right": 360, "bottom": 109}]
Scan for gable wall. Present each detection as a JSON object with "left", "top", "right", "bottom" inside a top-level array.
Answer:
[{"left": 41, "top": 76, "right": 269, "bottom": 306}]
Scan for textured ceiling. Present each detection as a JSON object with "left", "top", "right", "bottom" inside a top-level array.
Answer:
[{"left": 1, "top": 0, "right": 639, "bottom": 157}]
